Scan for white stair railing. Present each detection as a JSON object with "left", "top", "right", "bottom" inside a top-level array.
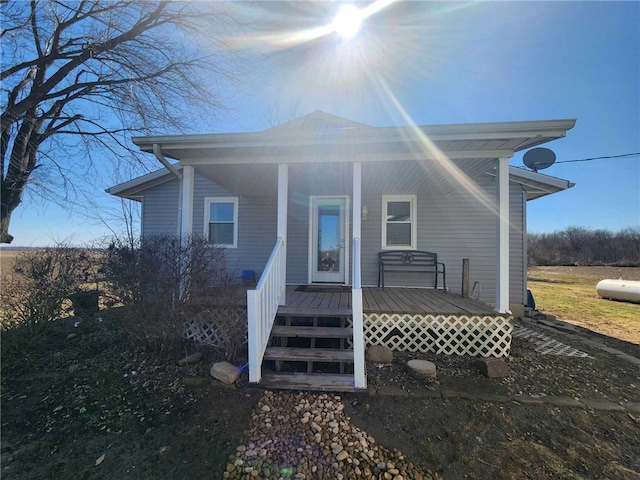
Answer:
[
  {"left": 351, "top": 237, "right": 367, "bottom": 389},
  {"left": 247, "top": 237, "right": 285, "bottom": 383}
]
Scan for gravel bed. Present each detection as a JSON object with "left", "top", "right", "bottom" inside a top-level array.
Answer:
[{"left": 223, "top": 391, "right": 439, "bottom": 480}]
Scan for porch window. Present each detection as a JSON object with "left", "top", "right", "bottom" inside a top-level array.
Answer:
[
  {"left": 204, "top": 197, "right": 238, "bottom": 248},
  {"left": 382, "top": 195, "right": 416, "bottom": 249}
]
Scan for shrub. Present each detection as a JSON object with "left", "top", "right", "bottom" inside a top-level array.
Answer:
[
  {"left": 101, "top": 234, "right": 235, "bottom": 307},
  {"left": 101, "top": 234, "right": 242, "bottom": 355},
  {"left": 0, "top": 245, "right": 94, "bottom": 337}
]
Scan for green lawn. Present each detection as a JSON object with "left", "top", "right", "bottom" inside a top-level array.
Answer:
[{"left": 528, "top": 266, "right": 640, "bottom": 345}]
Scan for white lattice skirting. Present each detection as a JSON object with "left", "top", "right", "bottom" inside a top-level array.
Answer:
[
  {"left": 183, "top": 307, "right": 247, "bottom": 346},
  {"left": 359, "top": 313, "right": 514, "bottom": 358}
]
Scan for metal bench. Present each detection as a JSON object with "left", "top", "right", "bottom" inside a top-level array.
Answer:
[{"left": 378, "top": 250, "right": 447, "bottom": 289}]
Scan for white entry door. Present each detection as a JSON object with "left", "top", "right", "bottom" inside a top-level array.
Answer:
[{"left": 310, "top": 197, "right": 348, "bottom": 284}]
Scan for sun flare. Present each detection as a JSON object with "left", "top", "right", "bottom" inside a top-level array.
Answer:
[{"left": 331, "top": 4, "right": 363, "bottom": 39}]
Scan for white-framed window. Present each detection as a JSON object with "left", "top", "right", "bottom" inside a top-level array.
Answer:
[
  {"left": 204, "top": 197, "right": 238, "bottom": 248},
  {"left": 382, "top": 195, "right": 417, "bottom": 249}
]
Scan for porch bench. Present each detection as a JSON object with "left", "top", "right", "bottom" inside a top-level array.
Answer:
[{"left": 378, "top": 250, "right": 447, "bottom": 290}]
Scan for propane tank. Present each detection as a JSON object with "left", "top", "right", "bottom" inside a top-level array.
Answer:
[{"left": 596, "top": 279, "right": 640, "bottom": 304}]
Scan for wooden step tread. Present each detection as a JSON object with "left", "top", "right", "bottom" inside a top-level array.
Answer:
[
  {"left": 259, "top": 372, "right": 359, "bottom": 392},
  {"left": 277, "top": 307, "right": 353, "bottom": 317},
  {"left": 271, "top": 325, "right": 353, "bottom": 338},
  {"left": 264, "top": 347, "right": 354, "bottom": 363}
]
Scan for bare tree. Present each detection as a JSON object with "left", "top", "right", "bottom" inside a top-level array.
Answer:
[
  {"left": 1, "top": 0, "right": 242, "bottom": 243},
  {"left": 528, "top": 226, "right": 640, "bottom": 266}
]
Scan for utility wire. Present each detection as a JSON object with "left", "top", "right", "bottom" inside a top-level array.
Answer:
[{"left": 555, "top": 152, "right": 640, "bottom": 164}]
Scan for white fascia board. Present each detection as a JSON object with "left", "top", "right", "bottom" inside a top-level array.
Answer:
[
  {"left": 106, "top": 165, "right": 182, "bottom": 198},
  {"left": 490, "top": 167, "right": 575, "bottom": 200},
  {"left": 417, "top": 118, "right": 577, "bottom": 138},
  {"left": 509, "top": 167, "right": 575, "bottom": 191},
  {"left": 132, "top": 119, "right": 577, "bottom": 156},
  {"left": 180, "top": 150, "right": 516, "bottom": 166}
]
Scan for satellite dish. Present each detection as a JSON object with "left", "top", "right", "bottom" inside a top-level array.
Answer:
[{"left": 523, "top": 148, "right": 556, "bottom": 172}]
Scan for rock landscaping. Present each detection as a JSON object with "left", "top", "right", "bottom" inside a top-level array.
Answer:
[
  {"left": 366, "top": 344, "right": 394, "bottom": 364},
  {"left": 223, "top": 391, "right": 437, "bottom": 480},
  {"left": 211, "top": 361, "right": 242, "bottom": 384},
  {"left": 406, "top": 359, "right": 437, "bottom": 379}
]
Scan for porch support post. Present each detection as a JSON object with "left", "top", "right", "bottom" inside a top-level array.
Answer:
[
  {"left": 352, "top": 162, "right": 366, "bottom": 389},
  {"left": 180, "top": 165, "right": 194, "bottom": 242},
  {"left": 352, "top": 162, "right": 362, "bottom": 251},
  {"left": 496, "top": 157, "right": 510, "bottom": 313},
  {"left": 277, "top": 164, "right": 288, "bottom": 305}
]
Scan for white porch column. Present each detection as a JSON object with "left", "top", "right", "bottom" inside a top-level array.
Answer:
[
  {"left": 277, "top": 164, "right": 288, "bottom": 305},
  {"left": 352, "top": 162, "right": 366, "bottom": 389},
  {"left": 352, "top": 162, "right": 362, "bottom": 254},
  {"left": 496, "top": 157, "right": 510, "bottom": 313},
  {"left": 180, "top": 165, "right": 194, "bottom": 241}
]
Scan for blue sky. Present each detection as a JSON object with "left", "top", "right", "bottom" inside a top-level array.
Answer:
[{"left": 6, "top": 1, "right": 639, "bottom": 246}]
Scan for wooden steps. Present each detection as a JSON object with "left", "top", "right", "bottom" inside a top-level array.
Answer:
[
  {"left": 271, "top": 325, "right": 353, "bottom": 339},
  {"left": 260, "top": 312, "right": 356, "bottom": 392},
  {"left": 276, "top": 307, "right": 353, "bottom": 317},
  {"left": 259, "top": 372, "right": 357, "bottom": 392},
  {"left": 264, "top": 346, "right": 354, "bottom": 363}
]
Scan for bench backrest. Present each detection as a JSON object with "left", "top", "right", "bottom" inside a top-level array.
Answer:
[{"left": 378, "top": 250, "right": 438, "bottom": 269}]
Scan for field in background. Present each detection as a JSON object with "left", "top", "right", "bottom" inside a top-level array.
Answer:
[
  {"left": 528, "top": 266, "right": 640, "bottom": 345},
  {"left": 4, "top": 251, "right": 639, "bottom": 345},
  {"left": 0, "top": 249, "right": 21, "bottom": 278}
]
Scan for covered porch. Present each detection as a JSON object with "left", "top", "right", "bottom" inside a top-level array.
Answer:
[
  {"left": 280, "top": 285, "right": 495, "bottom": 315},
  {"left": 281, "top": 285, "right": 513, "bottom": 359},
  {"left": 246, "top": 285, "right": 513, "bottom": 391},
  {"left": 244, "top": 156, "right": 513, "bottom": 390}
]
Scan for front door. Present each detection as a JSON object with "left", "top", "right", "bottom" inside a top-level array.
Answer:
[{"left": 310, "top": 196, "right": 348, "bottom": 284}]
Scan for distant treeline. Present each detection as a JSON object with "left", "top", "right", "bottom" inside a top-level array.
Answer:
[{"left": 528, "top": 226, "right": 640, "bottom": 267}]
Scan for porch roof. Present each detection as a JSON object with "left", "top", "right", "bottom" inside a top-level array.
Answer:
[
  {"left": 106, "top": 162, "right": 573, "bottom": 201},
  {"left": 131, "top": 112, "right": 576, "bottom": 165},
  {"left": 110, "top": 112, "right": 576, "bottom": 200}
]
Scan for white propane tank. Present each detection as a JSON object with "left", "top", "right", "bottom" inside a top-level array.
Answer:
[{"left": 596, "top": 279, "right": 640, "bottom": 304}]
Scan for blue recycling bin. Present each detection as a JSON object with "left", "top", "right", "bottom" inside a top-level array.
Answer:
[{"left": 242, "top": 270, "right": 256, "bottom": 286}]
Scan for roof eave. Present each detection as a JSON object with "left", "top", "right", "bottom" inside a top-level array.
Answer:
[
  {"left": 106, "top": 166, "right": 181, "bottom": 198},
  {"left": 131, "top": 118, "right": 577, "bottom": 158},
  {"left": 504, "top": 167, "right": 575, "bottom": 200}
]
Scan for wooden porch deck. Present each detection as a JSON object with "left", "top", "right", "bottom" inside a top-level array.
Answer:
[{"left": 278, "top": 285, "right": 495, "bottom": 316}]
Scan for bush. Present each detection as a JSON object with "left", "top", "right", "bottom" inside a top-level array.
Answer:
[
  {"left": 0, "top": 245, "right": 95, "bottom": 337},
  {"left": 101, "top": 234, "right": 242, "bottom": 355},
  {"left": 101, "top": 234, "right": 235, "bottom": 307}
]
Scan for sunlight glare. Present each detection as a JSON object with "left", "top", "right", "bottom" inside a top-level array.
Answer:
[{"left": 331, "top": 5, "right": 363, "bottom": 39}]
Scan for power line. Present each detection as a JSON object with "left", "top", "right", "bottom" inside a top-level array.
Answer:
[{"left": 555, "top": 152, "right": 640, "bottom": 164}]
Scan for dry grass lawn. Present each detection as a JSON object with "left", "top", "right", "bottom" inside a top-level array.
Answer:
[
  {"left": 528, "top": 266, "right": 640, "bottom": 345},
  {"left": 0, "top": 249, "right": 21, "bottom": 277}
]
